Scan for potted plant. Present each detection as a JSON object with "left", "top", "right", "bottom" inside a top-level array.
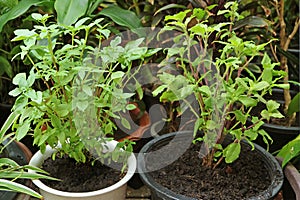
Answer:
[
  {"left": 249, "top": 0, "right": 300, "bottom": 153},
  {"left": 8, "top": 12, "right": 158, "bottom": 200},
  {"left": 0, "top": 112, "right": 56, "bottom": 200},
  {"left": 137, "top": 2, "right": 286, "bottom": 199}
]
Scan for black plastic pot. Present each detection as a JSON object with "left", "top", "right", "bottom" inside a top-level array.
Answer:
[
  {"left": 251, "top": 88, "right": 300, "bottom": 153},
  {"left": 137, "top": 131, "right": 284, "bottom": 200},
  {"left": 0, "top": 140, "right": 32, "bottom": 200}
]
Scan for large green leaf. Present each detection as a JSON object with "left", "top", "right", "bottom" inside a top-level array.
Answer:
[
  {"left": 277, "top": 135, "right": 300, "bottom": 167},
  {"left": 0, "top": 111, "right": 19, "bottom": 140},
  {"left": 54, "top": 0, "right": 89, "bottom": 26},
  {"left": 223, "top": 142, "right": 241, "bottom": 163},
  {"left": 0, "top": 56, "right": 12, "bottom": 78},
  {"left": 0, "top": 0, "right": 46, "bottom": 32},
  {"left": 0, "top": 0, "right": 18, "bottom": 8},
  {"left": 287, "top": 93, "right": 300, "bottom": 116},
  {"left": 233, "top": 16, "right": 271, "bottom": 30},
  {"left": 99, "top": 6, "right": 142, "bottom": 30},
  {"left": 0, "top": 179, "right": 42, "bottom": 199}
]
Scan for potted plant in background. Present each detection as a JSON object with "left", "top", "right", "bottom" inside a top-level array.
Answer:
[
  {"left": 138, "top": 2, "right": 286, "bottom": 199},
  {"left": 246, "top": 0, "right": 300, "bottom": 153},
  {"left": 0, "top": 112, "right": 57, "bottom": 200},
  {"left": 8, "top": 12, "right": 159, "bottom": 200}
]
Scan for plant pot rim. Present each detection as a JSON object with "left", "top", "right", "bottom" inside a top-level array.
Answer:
[
  {"left": 29, "top": 140, "right": 136, "bottom": 198},
  {"left": 137, "top": 131, "right": 284, "bottom": 200},
  {"left": 262, "top": 122, "right": 300, "bottom": 132}
]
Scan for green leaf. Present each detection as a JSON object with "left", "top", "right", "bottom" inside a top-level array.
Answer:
[
  {"left": 258, "top": 129, "right": 272, "bottom": 150},
  {"left": 252, "top": 81, "right": 270, "bottom": 91},
  {"left": 55, "top": 104, "right": 70, "bottom": 117},
  {"left": 0, "top": 179, "right": 43, "bottom": 199},
  {"left": 152, "top": 85, "right": 167, "bottom": 97},
  {"left": 31, "top": 13, "right": 43, "bottom": 21},
  {"left": 261, "top": 109, "right": 269, "bottom": 120},
  {"left": 198, "top": 85, "right": 211, "bottom": 96},
  {"left": 76, "top": 100, "right": 88, "bottom": 111},
  {"left": 287, "top": 93, "right": 300, "bottom": 116},
  {"left": 262, "top": 68, "right": 272, "bottom": 83},
  {"left": 233, "top": 16, "right": 270, "bottom": 30},
  {"left": 0, "top": 158, "right": 19, "bottom": 166},
  {"left": 82, "top": 85, "right": 93, "bottom": 96},
  {"left": 261, "top": 53, "right": 272, "bottom": 69},
  {"left": 126, "top": 104, "right": 136, "bottom": 111},
  {"left": 0, "top": 0, "right": 18, "bottom": 8},
  {"left": 8, "top": 88, "right": 22, "bottom": 97},
  {"left": 12, "top": 73, "right": 27, "bottom": 87},
  {"left": 0, "top": 0, "right": 46, "bottom": 32},
  {"left": 26, "top": 90, "right": 42, "bottom": 104},
  {"left": 273, "top": 84, "right": 290, "bottom": 89},
  {"left": 193, "top": 8, "right": 209, "bottom": 20},
  {"left": 266, "top": 100, "right": 280, "bottom": 112},
  {"left": 51, "top": 114, "right": 62, "bottom": 128},
  {"left": 98, "top": 29, "right": 110, "bottom": 39},
  {"left": 111, "top": 71, "right": 125, "bottom": 80},
  {"left": 154, "top": 4, "right": 186, "bottom": 16},
  {"left": 160, "top": 91, "right": 178, "bottom": 102},
  {"left": 223, "top": 142, "right": 241, "bottom": 163},
  {"left": 54, "top": 0, "right": 89, "bottom": 26},
  {"left": 74, "top": 17, "right": 90, "bottom": 28},
  {"left": 233, "top": 110, "right": 247, "bottom": 124},
  {"left": 277, "top": 136, "right": 300, "bottom": 167},
  {"left": 0, "top": 111, "right": 19, "bottom": 139},
  {"left": 99, "top": 6, "right": 142, "bottom": 30},
  {"left": 271, "top": 111, "right": 285, "bottom": 119},
  {"left": 124, "top": 38, "right": 144, "bottom": 51},
  {"left": 230, "top": 129, "right": 242, "bottom": 140},
  {"left": 239, "top": 96, "right": 257, "bottom": 107},
  {"left": 121, "top": 117, "right": 131, "bottom": 130},
  {"left": 165, "top": 9, "right": 190, "bottom": 23},
  {"left": 193, "top": 118, "right": 203, "bottom": 137},
  {"left": 244, "top": 129, "right": 258, "bottom": 140},
  {"left": 0, "top": 56, "right": 12, "bottom": 78},
  {"left": 16, "top": 120, "right": 30, "bottom": 141}
]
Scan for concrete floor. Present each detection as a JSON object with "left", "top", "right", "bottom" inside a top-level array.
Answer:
[{"left": 126, "top": 185, "right": 151, "bottom": 199}]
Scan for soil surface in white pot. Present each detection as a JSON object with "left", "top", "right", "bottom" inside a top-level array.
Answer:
[
  {"left": 41, "top": 156, "right": 125, "bottom": 192},
  {"left": 148, "top": 142, "right": 273, "bottom": 199}
]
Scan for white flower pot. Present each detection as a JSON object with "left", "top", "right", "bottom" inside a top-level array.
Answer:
[{"left": 29, "top": 141, "right": 136, "bottom": 200}]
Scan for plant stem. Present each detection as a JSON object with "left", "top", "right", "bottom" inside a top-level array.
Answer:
[
  {"left": 132, "top": 0, "right": 140, "bottom": 16},
  {"left": 278, "top": 0, "right": 300, "bottom": 125}
]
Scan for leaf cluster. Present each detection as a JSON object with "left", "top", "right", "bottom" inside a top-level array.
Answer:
[
  {"left": 8, "top": 13, "right": 156, "bottom": 165},
  {"left": 153, "top": 2, "right": 287, "bottom": 166}
]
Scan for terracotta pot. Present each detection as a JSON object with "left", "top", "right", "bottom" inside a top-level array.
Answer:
[
  {"left": 29, "top": 141, "right": 136, "bottom": 200},
  {"left": 117, "top": 102, "right": 151, "bottom": 142},
  {"left": 138, "top": 131, "right": 284, "bottom": 200}
]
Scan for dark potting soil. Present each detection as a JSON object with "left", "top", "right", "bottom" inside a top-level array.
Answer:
[
  {"left": 41, "top": 156, "right": 125, "bottom": 192},
  {"left": 149, "top": 142, "right": 272, "bottom": 200}
]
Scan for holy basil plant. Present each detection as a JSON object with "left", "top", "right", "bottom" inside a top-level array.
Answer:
[
  {"left": 153, "top": 2, "right": 288, "bottom": 167},
  {"left": 8, "top": 13, "right": 156, "bottom": 167}
]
